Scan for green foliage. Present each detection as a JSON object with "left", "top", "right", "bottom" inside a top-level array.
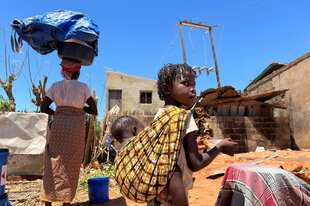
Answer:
[
  {"left": 96, "top": 120, "right": 102, "bottom": 138},
  {"left": 0, "top": 95, "right": 10, "bottom": 112},
  {"left": 78, "top": 162, "right": 116, "bottom": 190}
]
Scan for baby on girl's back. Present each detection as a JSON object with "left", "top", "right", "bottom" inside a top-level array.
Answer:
[{"left": 112, "top": 63, "right": 238, "bottom": 206}]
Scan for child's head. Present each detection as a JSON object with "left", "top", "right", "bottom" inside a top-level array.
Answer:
[
  {"left": 111, "top": 115, "right": 144, "bottom": 143},
  {"left": 157, "top": 63, "right": 197, "bottom": 107}
]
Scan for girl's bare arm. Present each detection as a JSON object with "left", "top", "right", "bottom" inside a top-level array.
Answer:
[{"left": 183, "top": 132, "right": 237, "bottom": 172}]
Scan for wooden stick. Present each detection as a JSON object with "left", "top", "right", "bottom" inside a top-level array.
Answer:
[{"left": 83, "top": 89, "right": 97, "bottom": 168}]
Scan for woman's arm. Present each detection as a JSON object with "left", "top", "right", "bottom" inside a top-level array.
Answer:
[
  {"left": 40, "top": 96, "right": 54, "bottom": 115},
  {"left": 84, "top": 96, "right": 98, "bottom": 115},
  {"left": 184, "top": 132, "right": 238, "bottom": 172}
]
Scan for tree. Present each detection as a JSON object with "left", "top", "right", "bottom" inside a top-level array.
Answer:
[
  {"left": 24, "top": 46, "right": 49, "bottom": 111},
  {"left": 0, "top": 95, "right": 10, "bottom": 112},
  {"left": 0, "top": 28, "right": 26, "bottom": 112}
]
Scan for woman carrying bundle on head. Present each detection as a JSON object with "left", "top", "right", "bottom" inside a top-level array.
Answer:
[{"left": 40, "top": 58, "right": 97, "bottom": 206}]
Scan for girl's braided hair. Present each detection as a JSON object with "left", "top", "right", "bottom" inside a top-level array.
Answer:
[{"left": 157, "top": 63, "right": 197, "bottom": 100}]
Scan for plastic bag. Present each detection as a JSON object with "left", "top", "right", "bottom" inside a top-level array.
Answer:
[{"left": 11, "top": 10, "right": 100, "bottom": 55}]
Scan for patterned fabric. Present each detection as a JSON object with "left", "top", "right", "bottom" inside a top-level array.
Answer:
[
  {"left": 60, "top": 59, "right": 81, "bottom": 80},
  {"left": 216, "top": 163, "right": 310, "bottom": 206},
  {"left": 40, "top": 106, "right": 85, "bottom": 203},
  {"left": 114, "top": 106, "right": 190, "bottom": 203}
]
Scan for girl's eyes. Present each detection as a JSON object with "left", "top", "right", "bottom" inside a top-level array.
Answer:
[{"left": 182, "top": 81, "right": 189, "bottom": 86}]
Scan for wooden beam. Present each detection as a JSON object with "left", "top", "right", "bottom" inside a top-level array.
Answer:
[
  {"left": 180, "top": 21, "right": 211, "bottom": 30},
  {"left": 209, "top": 28, "right": 221, "bottom": 88},
  {"left": 179, "top": 23, "right": 187, "bottom": 64}
]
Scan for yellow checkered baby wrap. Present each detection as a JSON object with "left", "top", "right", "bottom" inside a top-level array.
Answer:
[{"left": 114, "top": 106, "right": 190, "bottom": 203}]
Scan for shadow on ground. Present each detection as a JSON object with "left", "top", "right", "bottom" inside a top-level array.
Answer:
[{"left": 72, "top": 197, "right": 127, "bottom": 206}]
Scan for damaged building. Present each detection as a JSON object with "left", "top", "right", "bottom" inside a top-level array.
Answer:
[{"left": 244, "top": 52, "right": 310, "bottom": 150}]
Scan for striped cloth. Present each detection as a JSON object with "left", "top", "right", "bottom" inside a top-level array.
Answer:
[
  {"left": 40, "top": 106, "right": 85, "bottom": 203},
  {"left": 114, "top": 106, "right": 190, "bottom": 203},
  {"left": 216, "top": 163, "right": 310, "bottom": 206}
]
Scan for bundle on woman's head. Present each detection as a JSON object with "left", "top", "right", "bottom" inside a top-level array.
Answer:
[{"left": 60, "top": 58, "right": 81, "bottom": 80}]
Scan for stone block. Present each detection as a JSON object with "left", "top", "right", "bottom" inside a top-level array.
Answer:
[
  {"left": 234, "top": 123, "right": 246, "bottom": 128},
  {"left": 222, "top": 117, "right": 234, "bottom": 123},
  {"left": 233, "top": 128, "right": 246, "bottom": 134},
  {"left": 230, "top": 105, "right": 239, "bottom": 116},
  {"left": 223, "top": 129, "right": 234, "bottom": 134},
  {"left": 234, "top": 117, "right": 246, "bottom": 123}
]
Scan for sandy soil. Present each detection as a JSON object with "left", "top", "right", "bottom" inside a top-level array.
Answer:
[
  {"left": 6, "top": 150, "right": 310, "bottom": 206},
  {"left": 71, "top": 150, "right": 310, "bottom": 206}
]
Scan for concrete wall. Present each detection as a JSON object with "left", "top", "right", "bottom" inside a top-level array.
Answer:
[
  {"left": 108, "top": 114, "right": 290, "bottom": 153},
  {"left": 208, "top": 116, "right": 290, "bottom": 152},
  {"left": 106, "top": 71, "right": 164, "bottom": 115},
  {"left": 246, "top": 53, "right": 310, "bottom": 149}
]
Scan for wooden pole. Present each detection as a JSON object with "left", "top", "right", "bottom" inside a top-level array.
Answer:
[
  {"left": 179, "top": 22, "right": 187, "bottom": 64},
  {"left": 209, "top": 28, "right": 221, "bottom": 88},
  {"left": 83, "top": 89, "right": 97, "bottom": 168},
  {"left": 177, "top": 20, "right": 222, "bottom": 87}
]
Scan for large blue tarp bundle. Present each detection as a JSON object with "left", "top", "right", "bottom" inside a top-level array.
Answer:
[{"left": 11, "top": 10, "right": 100, "bottom": 55}]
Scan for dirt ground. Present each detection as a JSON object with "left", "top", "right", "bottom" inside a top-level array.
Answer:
[{"left": 6, "top": 150, "right": 310, "bottom": 206}]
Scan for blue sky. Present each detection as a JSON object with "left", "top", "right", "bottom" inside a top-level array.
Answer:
[{"left": 0, "top": 0, "right": 310, "bottom": 119}]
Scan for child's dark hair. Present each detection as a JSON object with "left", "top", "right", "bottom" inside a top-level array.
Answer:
[
  {"left": 111, "top": 115, "right": 140, "bottom": 142},
  {"left": 157, "top": 63, "right": 197, "bottom": 100}
]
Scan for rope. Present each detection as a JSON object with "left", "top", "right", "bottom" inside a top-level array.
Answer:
[
  {"left": 218, "top": 25, "right": 225, "bottom": 60},
  {"left": 188, "top": 0, "right": 262, "bottom": 22},
  {"left": 208, "top": 0, "right": 283, "bottom": 23},
  {"left": 152, "top": 31, "right": 180, "bottom": 76},
  {"left": 188, "top": 27, "right": 198, "bottom": 66},
  {"left": 223, "top": 1, "right": 307, "bottom": 26},
  {"left": 202, "top": 30, "right": 209, "bottom": 67}
]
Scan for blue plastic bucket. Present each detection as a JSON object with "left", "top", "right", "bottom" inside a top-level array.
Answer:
[
  {"left": 0, "top": 149, "right": 9, "bottom": 197},
  {"left": 88, "top": 177, "right": 109, "bottom": 204},
  {"left": 0, "top": 193, "right": 8, "bottom": 206}
]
